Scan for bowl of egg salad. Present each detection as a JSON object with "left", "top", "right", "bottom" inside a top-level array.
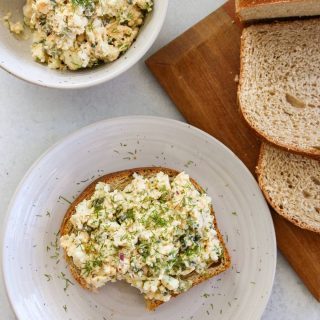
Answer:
[{"left": 0, "top": 0, "right": 168, "bottom": 88}]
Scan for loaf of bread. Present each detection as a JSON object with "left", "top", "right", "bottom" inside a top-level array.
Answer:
[
  {"left": 257, "top": 143, "right": 320, "bottom": 233},
  {"left": 238, "top": 19, "right": 320, "bottom": 158},
  {"left": 236, "top": 0, "right": 320, "bottom": 22}
]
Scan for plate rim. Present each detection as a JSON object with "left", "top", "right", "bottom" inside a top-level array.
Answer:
[{"left": 1, "top": 115, "right": 277, "bottom": 319}]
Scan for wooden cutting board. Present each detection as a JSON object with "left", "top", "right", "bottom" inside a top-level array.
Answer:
[{"left": 146, "top": 1, "right": 320, "bottom": 301}]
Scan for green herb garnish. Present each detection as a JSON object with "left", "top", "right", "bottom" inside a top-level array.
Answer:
[
  {"left": 92, "top": 197, "right": 104, "bottom": 216},
  {"left": 59, "top": 196, "right": 72, "bottom": 204},
  {"left": 44, "top": 274, "right": 52, "bottom": 281},
  {"left": 72, "top": 0, "right": 93, "bottom": 9},
  {"left": 59, "top": 272, "right": 74, "bottom": 291},
  {"left": 150, "top": 211, "right": 167, "bottom": 227}
]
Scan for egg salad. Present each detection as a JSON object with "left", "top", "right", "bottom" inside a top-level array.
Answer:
[
  {"left": 22, "top": 0, "right": 153, "bottom": 70},
  {"left": 3, "top": 12, "right": 24, "bottom": 35},
  {"left": 60, "top": 172, "right": 223, "bottom": 302}
]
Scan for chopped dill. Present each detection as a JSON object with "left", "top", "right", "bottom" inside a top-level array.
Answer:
[
  {"left": 59, "top": 196, "right": 72, "bottom": 204},
  {"left": 44, "top": 274, "right": 52, "bottom": 281}
]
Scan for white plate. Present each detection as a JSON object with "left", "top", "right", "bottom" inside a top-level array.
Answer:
[{"left": 2, "top": 116, "right": 276, "bottom": 320}]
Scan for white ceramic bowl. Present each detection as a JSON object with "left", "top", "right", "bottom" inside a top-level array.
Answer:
[{"left": 0, "top": 1, "right": 168, "bottom": 89}]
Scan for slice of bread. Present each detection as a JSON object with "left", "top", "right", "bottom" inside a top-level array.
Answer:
[
  {"left": 238, "top": 19, "right": 320, "bottom": 159},
  {"left": 60, "top": 167, "right": 231, "bottom": 310},
  {"left": 257, "top": 143, "right": 320, "bottom": 233},
  {"left": 236, "top": 0, "right": 320, "bottom": 22}
]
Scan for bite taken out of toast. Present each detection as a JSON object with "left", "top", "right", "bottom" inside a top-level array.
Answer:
[{"left": 60, "top": 167, "right": 231, "bottom": 311}]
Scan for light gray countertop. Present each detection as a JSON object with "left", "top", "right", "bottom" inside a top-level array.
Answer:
[{"left": 0, "top": 0, "right": 319, "bottom": 319}]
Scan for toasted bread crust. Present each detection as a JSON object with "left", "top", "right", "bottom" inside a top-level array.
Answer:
[{"left": 60, "top": 167, "right": 231, "bottom": 310}]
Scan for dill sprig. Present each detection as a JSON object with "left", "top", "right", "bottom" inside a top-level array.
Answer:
[
  {"left": 72, "top": 0, "right": 93, "bottom": 9},
  {"left": 58, "top": 272, "right": 75, "bottom": 291}
]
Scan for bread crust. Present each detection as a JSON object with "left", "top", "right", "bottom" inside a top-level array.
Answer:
[
  {"left": 238, "top": 20, "right": 320, "bottom": 160},
  {"left": 60, "top": 167, "right": 231, "bottom": 310},
  {"left": 236, "top": 0, "right": 320, "bottom": 22},
  {"left": 256, "top": 144, "right": 320, "bottom": 233}
]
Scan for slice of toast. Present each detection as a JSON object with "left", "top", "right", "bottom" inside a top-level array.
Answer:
[
  {"left": 60, "top": 167, "right": 231, "bottom": 310},
  {"left": 257, "top": 143, "right": 320, "bottom": 233},
  {"left": 236, "top": 0, "right": 320, "bottom": 22},
  {"left": 238, "top": 19, "right": 320, "bottom": 159}
]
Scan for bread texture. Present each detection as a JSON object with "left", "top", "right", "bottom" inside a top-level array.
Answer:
[
  {"left": 236, "top": 0, "right": 320, "bottom": 22},
  {"left": 60, "top": 167, "right": 231, "bottom": 310},
  {"left": 257, "top": 143, "right": 320, "bottom": 233},
  {"left": 238, "top": 19, "right": 320, "bottom": 158}
]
